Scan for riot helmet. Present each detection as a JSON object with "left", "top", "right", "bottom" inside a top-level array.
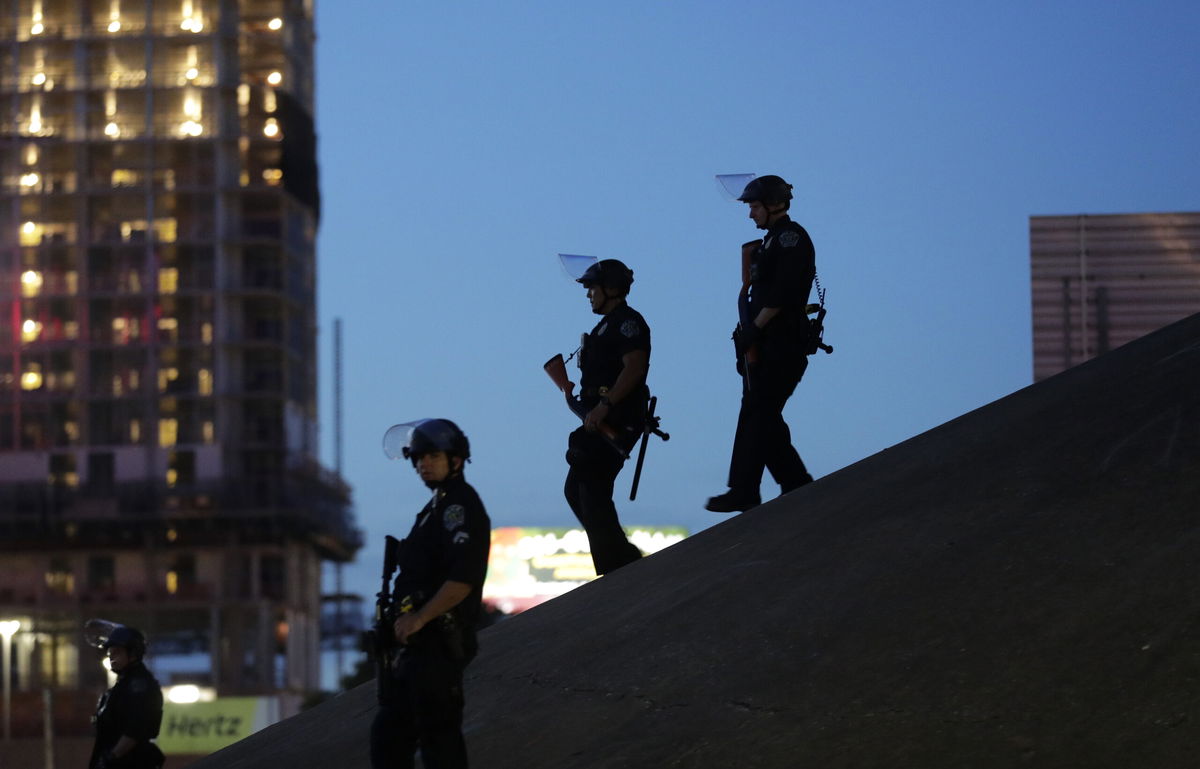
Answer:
[
  {"left": 84, "top": 618, "right": 147, "bottom": 659},
  {"left": 576, "top": 259, "right": 634, "bottom": 294},
  {"left": 383, "top": 419, "right": 471, "bottom": 467},
  {"left": 737, "top": 175, "right": 793, "bottom": 206}
]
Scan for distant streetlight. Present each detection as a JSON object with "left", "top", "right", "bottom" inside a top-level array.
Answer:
[{"left": 0, "top": 619, "right": 20, "bottom": 742}]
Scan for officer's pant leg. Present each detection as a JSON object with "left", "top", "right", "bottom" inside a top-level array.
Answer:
[
  {"left": 762, "top": 362, "right": 810, "bottom": 490},
  {"left": 408, "top": 647, "right": 468, "bottom": 769},
  {"left": 370, "top": 700, "right": 418, "bottom": 769},
  {"left": 728, "top": 361, "right": 808, "bottom": 494},
  {"left": 565, "top": 429, "right": 642, "bottom": 575}
]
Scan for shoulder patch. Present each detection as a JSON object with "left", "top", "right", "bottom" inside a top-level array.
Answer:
[
  {"left": 778, "top": 230, "right": 801, "bottom": 248},
  {"left": 596, "top": 321, "right": 608, "bottom": 336},
  {"left": 443, "top": 504, "right": 466, "bottom": 531},
  {"left": 620, "top": 319, "right": 640, "bottom": 338},
  {"left": 453, "top": 531, "right": 470, "bottom": 545}
]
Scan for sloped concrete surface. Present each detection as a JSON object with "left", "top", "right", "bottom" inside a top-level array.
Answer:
[{"left": 192, "top": 313, "right": 1200, "bottom": 768}]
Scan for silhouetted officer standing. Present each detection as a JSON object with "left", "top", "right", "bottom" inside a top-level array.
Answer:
[
  {"left": 86, "top": 622, "right": 164, "bottom": 769},
  {"left": 707, "top": 175, "right": 816, "bottom": 513},
  {"left": 372, "top": 419, "right": 491, "bottom": 769}
]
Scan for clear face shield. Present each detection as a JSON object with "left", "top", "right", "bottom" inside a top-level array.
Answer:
[
  {"left": 83, "top": 618, "right": 122, "bottom": 650},
  {"left": 383, "top": 421, "right": 425, "bottom": 461},
  {"left": 383, "top": 419, "right": 463, "bottom": 461},
  {"left": 715, "top": 173, "right": 757, "bottom": 201},
  {"left": 557, "top": 253, "right": 599, "bottom": 281}
]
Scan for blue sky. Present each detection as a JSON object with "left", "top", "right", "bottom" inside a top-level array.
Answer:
[{"left": 310, "top": 0, "right": 1199, "bottom": 652}]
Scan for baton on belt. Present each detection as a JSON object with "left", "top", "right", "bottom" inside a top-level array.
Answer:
[{"left": 628, "top": 395, "right": 669, "bottom": 501}]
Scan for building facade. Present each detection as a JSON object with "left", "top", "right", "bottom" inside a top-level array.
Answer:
[
  {"left": 1031, "top": 212, "right": 1200, "bottom": 381},
  {"left": 0, "top": 0, "right": 357, "bottom": 724}
]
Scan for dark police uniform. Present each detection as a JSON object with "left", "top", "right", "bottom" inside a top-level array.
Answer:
[
  {"left": 728, "top": 214, "right": 816, "bottom": 498},
  {"left": 370, "top": 474, "right": 491, "bottom": 769},
  {"left": 90, "top": 660, "right": 164, "bottom": 769},
  {"left": 565, "top": 301, "right": 650, "bottom": 575}
]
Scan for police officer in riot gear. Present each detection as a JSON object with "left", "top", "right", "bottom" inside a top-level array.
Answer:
[
  {"left": 85, "top": 621, "right": 164, "bottom": 769},
  {"left": 565, "top": 259, "right": 649, "bottom": 574},
  {"left": 706, "top": 175, "right": 816, "bottom": 513},
  {"left": 372, "top": 419, "right": 491, "bottom": 769}
]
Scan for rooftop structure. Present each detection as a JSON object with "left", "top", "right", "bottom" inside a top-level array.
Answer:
[{"left": 1030, "top": 212, "right": 1200, "bottom": 380}]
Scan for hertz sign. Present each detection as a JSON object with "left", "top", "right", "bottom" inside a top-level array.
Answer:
[{"left": 158, "top": 697, "right": 278, "bottom": 755}]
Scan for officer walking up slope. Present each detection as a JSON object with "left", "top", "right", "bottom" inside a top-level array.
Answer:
[
  {"left": 564, "top": 259, "right": 650, "bottom": 575},
  {"left": 372, "top": 419, "right": 491, "bottom": 769},
  {"left": 707, "top": 174, "right": 818, "bottom": 513}
]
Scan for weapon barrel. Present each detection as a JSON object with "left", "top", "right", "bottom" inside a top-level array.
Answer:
[
  {"left": 382, "top": 535, "right": 399, "bottom": 580},
  {"left": 543, "top": 353, "right": 574, "bottom": 394}
]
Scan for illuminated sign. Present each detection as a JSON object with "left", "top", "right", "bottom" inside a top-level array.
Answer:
[
  {"left": 158, "top": 697, "right": 279, "bottom": 755},
  {"left": 483, "top": 526, "right": 686, "bottom": 613}
]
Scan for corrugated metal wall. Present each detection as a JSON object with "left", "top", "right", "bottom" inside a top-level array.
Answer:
[{"left": 1030, "top": 212, "right": 1200, "bottom": 381}]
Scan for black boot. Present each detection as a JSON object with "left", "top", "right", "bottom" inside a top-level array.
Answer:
[{"left": 704, "top": 490, "right": 761, "bottom": 514}]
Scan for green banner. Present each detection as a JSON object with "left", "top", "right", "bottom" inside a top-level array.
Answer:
[{"left": 158, "top": 697, "right": 262, "bottom": 755}]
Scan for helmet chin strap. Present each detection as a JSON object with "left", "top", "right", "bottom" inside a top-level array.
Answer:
[
  {"left": 590, "top": 284, "right": 626, "bottom": 315},
  {"left": 755, "top": 202, "right": 788, "bottom": 230}
]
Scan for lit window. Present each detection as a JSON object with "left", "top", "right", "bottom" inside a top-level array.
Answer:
[
  {"left": 28, "top": 97, "right": 43, "bottom": 134},
  {"left": 21, "top": 364, "right": 43, "bottom": 391},
  {"left": 267, "top": 71, "right": 282, "bottom": 86},
  {"left": 108, "top": 20, "right": 121, "bottom": 32},
  {"left": 111, "top": 169, "right": 138, "bottom": 186},
  {"left": 202, "top": 420, "right": 214, "bottom": 442},
  {"left": 201, "top": 323, "right": 213, "bottom": 343},
  {"left": 268, "top": 17, "right": 283, "bottom": 31},
  {"left": 20, "top": 221, "right": 42, "bottom": 246},
  {"left": 263, "top": 118, "right": 280, "bottom": 138},
  {"left": 31, "top": 22, "right": 44, "bottom": 35},
  {"left": 130, "top": 419, "right": 141, "bottom": 443},
  {"left": 45, "top": 566, "right": 75, "bottom": 596},
  {"left": 159, "top": 418, "right": 178, "bottom": 447},
  {"left": 184, "top": 91, "right": 201, "bottom": 119},
  {"left": 180, "top": 120, "right": 203, "bottom": 137},
  {"left": 21, "top": 270, "right": 44, "bottom": 297},
  {"left": 198, "top": 369, "right": 213, "bottom": 395},
  {"left": 20, "top": 172, "right": 40, "bottom": 187},
  {"left": 186, "top": 67, "right": 199, "bottom": 81},
  {"left": 22, "top": 319, "right": 42, "bottom": 343},
  {"left": 32, "top": 72, "right": 46, "bottom": 86},
  {"left": 181, "top": 0, "right": 205, "bottom": 33},
  {"left": 105, "top": 122, "right": 120, "bottom": 138},
  {"left": 159, "top": 267, "right": 179, "bottom": 293},
  {"left": 158, "top": 366, "right": 179, "bottom": 392},
  {"left": 263, "top": 168, "right": 283, "bottom": 185},
  {"left": 158, "top": 318, "right": 179, "bottom": 343}
]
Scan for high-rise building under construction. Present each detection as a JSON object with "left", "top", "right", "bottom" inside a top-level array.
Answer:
[{"left": 0, "top": 0, "right": 358, "bottom": 721}]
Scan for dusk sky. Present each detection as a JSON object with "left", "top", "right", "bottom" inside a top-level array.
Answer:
[{"left": 310, "top": 0, "right": 1199, "bottom": 679}]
